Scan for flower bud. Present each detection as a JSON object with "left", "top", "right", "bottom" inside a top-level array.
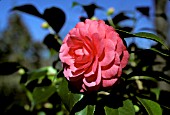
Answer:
[
  {"left": 107, "top": 7, "right": 115, "bottom": 16},
  {"left": 18, "top": 68, "right": 25, "bottom": 75},
  {"left": 91, "top": 16, "right": 98, "bottom": 20},
  {"left": 41, "top": 22, "right": 50, "bottom": 29}
]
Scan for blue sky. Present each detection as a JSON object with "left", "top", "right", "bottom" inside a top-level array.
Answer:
[{"left": 0, "top": 0, "right": 169, "bottom": 48}]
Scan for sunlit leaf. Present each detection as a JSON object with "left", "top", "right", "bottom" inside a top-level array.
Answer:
[
  {"left": 58, "top": 78, "right": 84, "bottom": 112},
  {"left": 137, "top": 97, "right": 162, "bottom": 115},
  {"left": 26, "top": 67, "right": 48, "bottom": 83},
  {"left": 150, "top": 48, "right": 169, "bottom": 56},
  {"left": 116, "top": 29, "right": 169, "bottom": 49},
  {"left": 32, "top": 85, "right": 56, "bottom": 106},
  {"left": 0, "top": 62, "right": 21, "bottom": 75},
  {"left": 135, "top": 32, "right": 168, "bottom": 49},
  {"left": 104, "top": 99, "right": 135, "bottom": 115},
  {"left": 75, "top": 105, "right": 95, "bottom": 115},
  {"left": 11, "top": 4, "right": 42, "bottom": 18}
]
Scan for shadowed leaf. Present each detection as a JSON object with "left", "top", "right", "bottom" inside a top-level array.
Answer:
[
  {"left": 104, "top": 99, "right": 135, "bottom": 115},
  {"left": 0, "top": 62, "right": 21, "bottom": 75},
  {"left": 149, "top": 48, "right": 169, "bottom": 57},
  {"left": 136, "top": 7, "right": 150, "bottom": 17},
  {"left": 43, "top": 7, "right": 65, "bottom": 33},
  {"left": 11, "top": 4, "right": 42, "bottom": 18},
  {"left": 58, "top": 78, "right": 84, "bottom": 112},
  {"left": 43, "top": 34, "right": 61, "bottom": 51},
  {"left": 75, "top": 105, "right": 95, "bottom": 115},
  {"left": 82, "top": 4, "right": 103, "bottom": 18},
  {"left": 12, "top": 5, "right": 65, "bottom": 33},
  {"left": 79, "top": 16, "right": 87, "bottom": 22},
  {"left": 119, "top": 26, "right": 133, "bottom": 32},
  {"left": 112, "top": 12, "right": 131, "bottom": 25},
  {"left": 33, "top": 85, "right": 56, "bottom": 106}
]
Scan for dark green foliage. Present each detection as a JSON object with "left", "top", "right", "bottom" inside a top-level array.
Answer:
[
  {"left": 0, "top": 62, "right": 21, "bottom": 75},
  {"left": 136, "top": 7, "right": 150, "bottom": 17},
  {"left": 1, "top": 2, "right": 170, "bottom": 115},
  {"left": 43, "top": 34, "right": 61, "bottom": 51},
  {"left": 12, "top": 5, "right": 66, "bottom": 33},
  {"left": 82, "top": 4, "right": 103, "bottom": 18},
  {"left": 43, "top": 7, "right": 65, "bottom": 33},
  {"left": 12, "top": 4, "right": 43, "bottom": 18}
]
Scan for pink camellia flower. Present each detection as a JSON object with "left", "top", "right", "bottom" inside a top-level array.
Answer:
[{"left": 59, "top": 19, "right": 129, "bottom": 92}]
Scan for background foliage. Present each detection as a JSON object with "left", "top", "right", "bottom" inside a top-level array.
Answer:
[{"left": 0, "top": 1, "right": 170, "bottom": 115}]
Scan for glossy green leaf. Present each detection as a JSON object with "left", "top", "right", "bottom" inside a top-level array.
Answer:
[
  {"left": 58, "top": 78, "right": 84, "bottom": 112},
  {"left": 135, "top": 32, "right": 168, "bottom": 49},
  {"left": 150, "top": 88, "right": 160, "bottom": 101},
  {"left": 26, "top": 67, "right": 48, "bottom": 83},
  {"left": 32, "top": 85, "right": 56, "bottom": 106},
  {"left": 21, "top": 85, "right": 34, "bottom": 111},
  {"left": 116, "top": 29, "right": 168, "bottom": 49},
  {"left": 75, "top": 105, "right": 95, "bottom": 115},
  {"left": 150, "top": 48, "right": 169, "bottom": 56},
  {"left": 127, "top": 70, "right": 170, "bottom": 84},
  {"left": 137, "top": 97, "right": 162, "bottom": 115},
  {"left": 128, "top": 76, "right": 157, "bottom": 82},
  {"left": 104, "top": 99, "right": 135, "bottom": 115}
]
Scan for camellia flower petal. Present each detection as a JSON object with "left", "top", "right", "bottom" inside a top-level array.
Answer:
[{"left": 59, "top": 19, "right": 129, "bottom": 93}]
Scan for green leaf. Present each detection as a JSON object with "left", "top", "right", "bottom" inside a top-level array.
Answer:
[
  {"left": 26, "top": 67, "right": 48, "bottom": 83},
  {"left": 75, "top": 105, "right": 95, "bottom": 115},
  {"left": 72, "top": 2, "right": 80, "bottom": 8},
  {"left": 104, "top": 99, "right": 135, "bottom": 115},
  {"left": 32, "top": 85, "right": 56, "bottom": 106},
  {"left": 127, "top": 70, "right": 170, "bottom": 84},
  {"left": 150, "top": 88, "right": 160, "bottom": 101},
  {"left": 135, "top": 32, "right": 168, "bottom": 49},
  {"left": 116, "top": 29, "right": 169, "bottom": 50},
  {"left": 137, "top": 97, "right": 162, "bottom": 115},
  {"left": 128, "top": 76, "right": 157, "bottom": 82},
  {"left": 58, "top": 78, "right": 84, "bottom": 112},
  {"left": 150, "top": 48, "right": 169, "bottom": 56}
]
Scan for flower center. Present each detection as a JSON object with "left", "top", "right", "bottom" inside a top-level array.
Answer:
[{"left": 75, "top": 49, "right": 84, "bottom": 55}]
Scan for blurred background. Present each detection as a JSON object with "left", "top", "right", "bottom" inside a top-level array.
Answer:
[{"left": 0, "top": 0, "right": 170, "bottom": 114}]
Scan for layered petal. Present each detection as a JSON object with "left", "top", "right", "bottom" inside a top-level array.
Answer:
[{"left": 59, "top": 19, "right": 129, "bottom": 93}]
